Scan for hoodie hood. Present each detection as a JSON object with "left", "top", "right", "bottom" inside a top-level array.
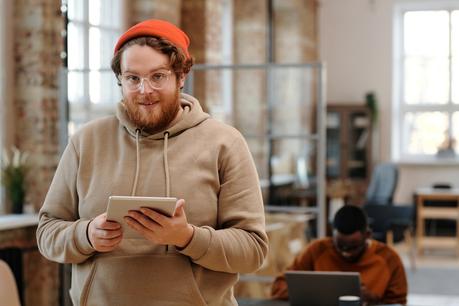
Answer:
[{"left": 116, "top": 93, "right": 210, "bottom": 139}]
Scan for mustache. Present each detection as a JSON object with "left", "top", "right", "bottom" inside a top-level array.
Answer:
[{"left": 134, "top": 95, "right": 158, "bottom": 104}]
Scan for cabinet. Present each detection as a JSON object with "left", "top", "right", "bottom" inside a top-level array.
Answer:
[{"left": 326, "top": 104, "right": 372, "bottom": 205}]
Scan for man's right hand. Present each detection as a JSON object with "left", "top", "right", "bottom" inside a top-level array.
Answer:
[{"left": 87, "top": 212, "right": 123, "bottom": 252}]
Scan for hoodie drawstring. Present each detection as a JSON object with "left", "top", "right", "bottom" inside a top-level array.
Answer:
[
  {"left": 131, "top": 129, "right": 172, "bottom": 253},
  {"left": 163, "top": 132, "right": 171, "bottom": 253},
  {"left": 131, "top": 129, "right": 141, "bottom": 196},
  {"left": 163, "top": 132, "right": 170, "bottom": 197}
]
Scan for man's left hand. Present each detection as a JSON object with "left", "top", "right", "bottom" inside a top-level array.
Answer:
[{"left": 124, "top": 198, "right": 194, "bottom": 248}]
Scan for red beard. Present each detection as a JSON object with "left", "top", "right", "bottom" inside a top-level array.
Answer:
[{"left": 124, "top": 90, "right": 180, "bottom": 133}]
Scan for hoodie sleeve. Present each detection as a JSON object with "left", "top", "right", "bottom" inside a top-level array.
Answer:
[
  {"left": 179, "top": 134, "right": 269, "bottom": 273},
  {"left": 36, "top": 140, "right": 95, "bottom": 264}
]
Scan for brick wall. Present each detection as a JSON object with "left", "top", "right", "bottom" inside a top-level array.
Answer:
[
  {"left": 14, "top": 0, "right": 63, "bottom": 212},
  {"left": 129, "top": 0, "right": 182, "bottom": 26}
]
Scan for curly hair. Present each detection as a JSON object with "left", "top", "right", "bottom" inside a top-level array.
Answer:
[{"left": 111, "top": 36, "right": 194, "bottom": 84}]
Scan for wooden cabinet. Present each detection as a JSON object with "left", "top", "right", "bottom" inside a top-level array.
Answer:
[{"left": 326, "top": 104, "right": 372, "bottom": 205}]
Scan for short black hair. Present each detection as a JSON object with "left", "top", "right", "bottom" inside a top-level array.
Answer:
[{"left": 333, "top": 205, "right": 368, "bottom": 235}]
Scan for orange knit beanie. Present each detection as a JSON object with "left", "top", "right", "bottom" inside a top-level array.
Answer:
[{"left": 114, "top": 19, "right": 190, "bottom": 59}]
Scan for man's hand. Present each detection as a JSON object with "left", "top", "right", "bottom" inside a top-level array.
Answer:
[
  {"left": 87, "top": 212, "right": 123, "bottom": 252},
  {"left": 360, "top": 284, "right": 380, "bottom": 305},
  {"left": 124, "top": 199, "right": 194, "bottom": 248}
]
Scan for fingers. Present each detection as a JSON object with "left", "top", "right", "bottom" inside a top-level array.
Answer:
[
  {"left": 125, "top": 216, "right": 150, "bottom": 232},
  {"left": 88, "top": 212, "right": 123, "bottom": 252},
  {"left": 94, "top": 213, "right": 122, "bottom": 230},
  {"left": 95, "top": 235, "right": 123, "bottom": 252},
  {"left": 90, "top": 228, "right": 123, "bottom": 252},
  {"left": 173, "top": 199, "right": 186, "bottom": 217},
  {"left": 93, "top": 227, "right": 122, "bottom": 239},
  {"left": 122, "top": 200, "right": 190, "bottom": 246},
  {"left": 137, "top": 208, "right": 168, "bottom": 226},
  {"left": 127, "top": 210, "right": 161, "bottom": 230},
  {"left": 99, "top": 220, "right": 122, "bottom": 230}
]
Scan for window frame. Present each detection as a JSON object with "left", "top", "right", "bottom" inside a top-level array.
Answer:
[
  {"left": 64, "top": 0, "right": 124, "bottom": 135},
  {"left": 393, "top": 0, "right": 459, "bottom": 163}
]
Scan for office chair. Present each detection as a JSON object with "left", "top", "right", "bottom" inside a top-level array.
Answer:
[
  {"left": 365, "top": 163, "right": 398, "bottom": 206},
  {"left": 0, "top": 259, "right": 21, "bottom": 306},
  {"left": 363, "top": 163, "right": 416, "bottom": 270}
]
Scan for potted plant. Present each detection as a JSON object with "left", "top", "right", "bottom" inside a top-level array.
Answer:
[{"left": 1, "top": 147, "right": 29, "bottom": 214}]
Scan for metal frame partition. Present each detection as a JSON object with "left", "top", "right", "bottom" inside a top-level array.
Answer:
[{"left": 184, "top": 62, "right": 327, "bottom": 238}]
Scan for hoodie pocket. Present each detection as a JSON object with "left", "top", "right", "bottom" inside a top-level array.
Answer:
[{"left": 83, "top": 253, "right": 207, "bottom": 306}]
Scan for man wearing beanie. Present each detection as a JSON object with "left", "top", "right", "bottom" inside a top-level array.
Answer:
[
  {"left": 271, "top": 205, "right": 407, "bottom": 305},
  {"left": 37, "top": 19, "right": 268, "bottom": 306}
]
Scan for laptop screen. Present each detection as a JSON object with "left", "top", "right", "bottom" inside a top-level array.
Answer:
[{"left": 285, "top": 271, "right": 361, "bottom": 306}]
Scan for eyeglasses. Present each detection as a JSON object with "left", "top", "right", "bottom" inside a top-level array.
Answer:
[
  {"left": 335, "top": 241, "right": 366, "bottom": 254},
  {"left": 333, "top": 236, "right": 367, "bottom": 255},
  {"left": 120, "top": 70, "right": 172, "bottom": 92}
]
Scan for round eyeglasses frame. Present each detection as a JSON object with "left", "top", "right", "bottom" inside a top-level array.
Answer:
[{"left": 119, "top": 70, "right": 172, "bottom": 92}]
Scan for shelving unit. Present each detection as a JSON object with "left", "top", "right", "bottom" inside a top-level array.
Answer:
[
  {"left": 326, "top": 104, "right": 372, "bottom": 205},
  {"left": 184, "top": 62, "right": 326, "bottom": 237},
  {"left": 415, "top": 188, "right": 459, "bottom": 255}
]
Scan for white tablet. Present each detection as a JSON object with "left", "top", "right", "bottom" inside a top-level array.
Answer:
[{"left": 106, "top": 195, "right": 177, "bottom": 239}]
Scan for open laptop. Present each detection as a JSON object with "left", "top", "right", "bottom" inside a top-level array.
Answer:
[{"left": 285, "top": 271, "right": 361, "bottom": 306}]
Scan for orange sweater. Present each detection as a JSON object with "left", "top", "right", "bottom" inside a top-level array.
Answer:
[{"left": 271, "top": 238, "right": 407, "bottom": 305}]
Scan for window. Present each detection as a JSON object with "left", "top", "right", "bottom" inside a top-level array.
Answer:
[
  {"left": 394, "top": 1, "right": 459, "bottom": 161},
  {"left": 65, "top": 0, "right": 123, "bottom": 135}
]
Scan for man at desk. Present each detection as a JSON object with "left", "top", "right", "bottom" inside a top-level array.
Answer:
[{"left": 271, "top": 205, "right": 407, "bottom": 305}]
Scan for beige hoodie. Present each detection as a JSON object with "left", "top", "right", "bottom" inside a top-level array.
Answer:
[{"left": 36, "top": 93, "right": 268, "bottom": 306}]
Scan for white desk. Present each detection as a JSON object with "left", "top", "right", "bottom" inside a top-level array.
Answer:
[{"left": 0, "top": 214, "right": 39, "bottom": 231}]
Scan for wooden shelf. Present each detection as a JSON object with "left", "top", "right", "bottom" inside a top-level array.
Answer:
[
  {"left": 326, "top": 104, "right": 372, "bottom": 205},
  {"left": 420, "top": 207, "right": 459, "bottom": 219},
  {"left": 416, "top": 188, "right": 459, "bottom": 255}
]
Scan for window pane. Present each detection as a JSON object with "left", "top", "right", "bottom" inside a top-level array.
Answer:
[
  {"left": 452, "top": 11, "right": 459, "bottom": 104},
  {"left": 89, "top": 0, "right": 121, "bottom": 27},
  {"left": 404, "top": 57, "right": 449, "bottom": 104},
  {"left": 90, "top": 71, "right": 120, "bottom": 104},
  {"left": 99, "top": 30, "right": 118, "bottom": 69},
  {"left": 89, "top": 27, "right": 101, "bottom": 69},
  {"left": 68, "top": 0, "right": 85, "bottom": 21},
  {"left": 89, "top": 0, "right": 101, "bottom": 25},
  {"left": 101, "top": 0, "right": 122, "bottom": 27},
  {"left": 68, "top": 72, "right": 85, "bottom": 103},
  {"left": 453, "top": 11, "right": 459, "bottom": 54},
  {"left": 68, "top": 22, "right": 85, "bottom": 70},
  {"left": 403, "top": 112, "right": 448, "bottom": 155},
  {"left": 453, "top": 57, "right": 459, "bottom": 104},
  {"left": 404, "top": 11, "right": 449, "bottom": 57},
  {"left": 89, "top": 71, "right": 101, "bottom": 104},
  {"left": 271, "top": 67, "right": 315, "bottom": 135}
]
